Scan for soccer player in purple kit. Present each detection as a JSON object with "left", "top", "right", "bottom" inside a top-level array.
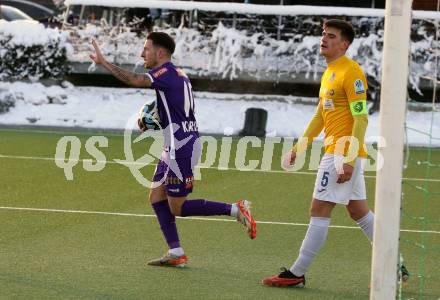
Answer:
[{"left": 90, "top": 32, "right": 256, "bottom": 267}]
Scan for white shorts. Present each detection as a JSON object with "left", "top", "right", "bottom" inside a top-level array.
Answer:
[{"left": 313, "top": 153, "right": 366, "bottom": 205}]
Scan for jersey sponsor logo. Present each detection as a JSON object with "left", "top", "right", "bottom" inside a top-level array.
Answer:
[
  {"left": 185, "top": 176, "right": 193, "bottom": 189},
  {"left": 323, "top": 98, "right": 335, "bottom": 110},
  {"left": 350, "top": 100, "right": 368, "bottom": 115},
  {"left": 182, "top": 121, "right": 198, "bottom": 133},
  {"left": 354, "top": 79, "right": 365, "bottom": 95},
  {"left": 153, "top": 67, "right": 168, "bottom": 78}
]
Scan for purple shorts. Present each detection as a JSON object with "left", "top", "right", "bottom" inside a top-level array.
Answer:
[{"left": 152, "top": 151, "right": 195, "bottom": 197}]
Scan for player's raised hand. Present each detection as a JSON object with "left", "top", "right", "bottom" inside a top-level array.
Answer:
[
  {"left": 89, "top": 39, "right": 106, "bottom": 65},
  {"left": 337, "top": 163, "right": 353, "bottom": 183},
  {"left": 281, "top": 150, "right": 297, "bottom": 169}
]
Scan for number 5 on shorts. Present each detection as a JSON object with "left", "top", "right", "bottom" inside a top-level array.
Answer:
[{"left": 321, "top": 171, "right": 329, "bottom": 187}]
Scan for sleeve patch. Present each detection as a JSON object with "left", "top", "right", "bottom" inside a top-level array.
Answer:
[
  {"left": 354, "top": 79, "right": 365, "bottom": 95},
  {"left": 350, "top": 100, "right": 368, "bottom": 116},
  {"left": 153, "top": 67, "right": 168, "bottom": 78}
]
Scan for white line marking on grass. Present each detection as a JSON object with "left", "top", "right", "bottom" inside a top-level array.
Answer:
[
  {"left": 0, "top": 127, "right": 126, "bottom": 137},
  {"left": 1, "top": 154, "right": 439, "bottom": 183},
  {"left": 0, "top": 206, "right": 439, "bottom": 235}
]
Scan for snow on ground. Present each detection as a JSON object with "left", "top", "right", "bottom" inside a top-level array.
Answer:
[{"left": 0, "top": 81, "right": 439, "bottom": 147}]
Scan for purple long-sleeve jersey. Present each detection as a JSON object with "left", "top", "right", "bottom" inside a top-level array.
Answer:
[{"left": 146, "top": 62, "right": 199, "bottom": 159}]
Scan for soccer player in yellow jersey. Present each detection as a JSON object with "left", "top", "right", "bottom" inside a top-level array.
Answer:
[{"left": 262, "top": 19, "right": 408, "bottom": 287}]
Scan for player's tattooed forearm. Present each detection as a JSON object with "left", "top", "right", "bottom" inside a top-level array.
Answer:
[{"left": 107, "top": 63, "right": 143, "bottom": 86}]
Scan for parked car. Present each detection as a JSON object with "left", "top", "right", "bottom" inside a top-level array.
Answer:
[
  {"left": 0, "top": 5, "right": 34, "bottom": 21},
  {"left": 1, "top": 2, "right": 63, "bottom": 28},
  {"left": 2, "top": 0, "right": 56, "bottom": 20}
]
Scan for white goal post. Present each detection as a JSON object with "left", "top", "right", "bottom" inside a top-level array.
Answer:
[{"left": 370, "top": 1, "right": 412, "bottom": 299}]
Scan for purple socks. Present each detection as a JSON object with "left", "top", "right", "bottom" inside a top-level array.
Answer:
[
  {"left": 180, "top": 199, "right": 232, "bottom": 217},
  {"left": 152, "top": 199, "right": 232, "bottom": 249},
  {"left": 152, "top": 200, "right": 180, "bottom": 249}
]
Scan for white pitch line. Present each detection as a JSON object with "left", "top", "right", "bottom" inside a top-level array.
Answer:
[
  {"left": 1, "top": 153, "right": 440, "bottom": 183},
  {"left": 0, "top": 127, "right": 126, "bottom": 137},
  {"left": 0, "top": 206, "right": 439, "bottom": 235}
]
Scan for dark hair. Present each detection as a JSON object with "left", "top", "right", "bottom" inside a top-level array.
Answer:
[
  {"left": 147, "top": 32, "right": 175, "bottom": 55},
  {"left": 323, "top": 19, "right": 355, "bottom": 44}
]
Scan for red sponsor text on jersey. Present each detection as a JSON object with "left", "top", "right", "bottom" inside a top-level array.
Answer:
[{"left": 153, "top": 67, "right": 168, "bottom": 78}]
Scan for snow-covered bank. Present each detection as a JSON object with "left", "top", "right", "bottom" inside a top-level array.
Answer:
[
  {"left": 0, "top": 81, "right": 439, "bottom": 147},
  {"left": 0, "top": 20, "right": 72, "bottom": 81}
]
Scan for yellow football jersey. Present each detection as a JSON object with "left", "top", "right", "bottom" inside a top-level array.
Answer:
[{"left": 319, "top": 55, "right": 368, "bottom": 157}]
